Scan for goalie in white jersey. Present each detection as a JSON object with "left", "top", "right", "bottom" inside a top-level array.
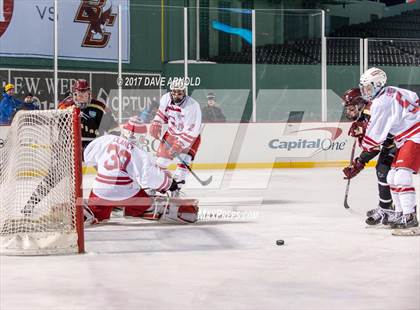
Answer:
[
  {"left": 83, "top": 117, "right": 199, "bottom": 224},
  {"left": 344, "top": 68, "right": 420, "bottom": 230},
  {"left": 149, "top": 79, "right": 202, "bottom": 195}
]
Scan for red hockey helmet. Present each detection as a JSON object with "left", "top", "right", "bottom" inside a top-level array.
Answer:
[
  {"left": 122, "top": 117, "right": 147, "bottom": 134},
  {"left": 72, "top": 79, "right": 91, "bottom": 107},
  {"left": 72, "top": 79, "right": 90, "bottom": 92},
  {"left": 342, "top": 88, "right": 368, "bottom": 121},
  {"left": 122, "top": 116, "right": 147, "bottom": 146}
]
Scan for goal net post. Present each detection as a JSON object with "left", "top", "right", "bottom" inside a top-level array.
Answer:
[{"left": 0, "top": 108, "right": 84, "bottom": 255}]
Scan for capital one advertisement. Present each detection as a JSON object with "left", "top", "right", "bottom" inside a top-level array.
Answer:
[{"left": 0, "top": 0, "right": 130, "bottom": 62}]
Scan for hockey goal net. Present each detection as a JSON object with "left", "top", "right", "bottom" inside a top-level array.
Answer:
[{"left": 0, "top": 108, "right": 84, "bottom": 255}]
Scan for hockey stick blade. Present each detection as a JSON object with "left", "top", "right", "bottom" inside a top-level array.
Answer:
[
  {"left": 160, "top": 138, "right": 213, "bottom": 186},
  {"left": 198, "top": 174, "right": 212, "bottom": 186},
  {"left": 344, "top": 182, "right": 350, "bottom": 209}
]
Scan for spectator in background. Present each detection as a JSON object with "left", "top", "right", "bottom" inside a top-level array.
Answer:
[
  {"left": 0, "top": 83, "right": 23, "bottom": 125},
  {"left": 202, "top": 92, "right": 226, "bottom": 123},
  {"left": 21, "top": 93, "right": 40, "bottom": 110},
  {"left": 139, "top": 97, "right": 159, "bottom": 123}
]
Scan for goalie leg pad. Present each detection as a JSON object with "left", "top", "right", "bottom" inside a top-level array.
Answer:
[
  {"left": 162, "top": 198, "right": 199, "bottom": 224},
  {"left": 83, "top": 204, "right": 99, "bottom": 226},
  {"left": 148, "top": 197, "right": 199, "bottom": 224},
  {"left": 87, "top": 191, "right": 114, "bottom": 222}
]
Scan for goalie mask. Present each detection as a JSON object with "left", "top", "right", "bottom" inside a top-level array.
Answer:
[
  {"left": 343, "top": 88, "right": 369, "bottom": 121},
  {"left": 359, "top": 67, "right": 387, "bottom": 101},
  {"left": 72, "top": 79, "right": 91, "bottom": 108},
  {"left": 169, "top": 79, "right": 186, "bottom": 105},
  {"left": 121, "top": 116, "right": 147, "bottom": 146}
]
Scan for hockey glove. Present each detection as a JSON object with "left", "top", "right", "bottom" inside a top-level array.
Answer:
[
  {"left": 343, "top": 158, "right": 365, "bottom": 180},
  {"left": 169, "top": 140, "right": 184, "bottom": 156},
  {"left": 348, "top": 121, "right": 364, "bottom": 137},
  {"left": 150, "top": 121, "right": 162, "bottom": 140},
  {"left": 348, "top": 121, "right": 367, "bottom": 145}
]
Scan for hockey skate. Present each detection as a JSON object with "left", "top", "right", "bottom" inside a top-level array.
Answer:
[
  {"left": 390, "top": 213, "right": 418, "bottom": 229},
  {"left": 381, "top": 210, "right": 402, "bottom": 225},
  {"left": 392, "top": 226, "right": 420, "bottom": 236},
  {"left": 366, "top": 206, "right": 386, "bottom": 217},
  {"left": 365, "top": 207, "right": 401, "bottom": 226}
]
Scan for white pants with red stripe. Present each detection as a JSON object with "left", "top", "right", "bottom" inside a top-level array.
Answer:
[{"left": 387, "top": 168, "right": 416, "bottom": 215}]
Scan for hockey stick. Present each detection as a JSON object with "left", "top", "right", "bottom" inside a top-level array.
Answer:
[
  {"left": 344, "top": 139, "right": 357, "bottom": 209},
  {"left": 160, "top": 138, "right": 213, "bottom": 186}
]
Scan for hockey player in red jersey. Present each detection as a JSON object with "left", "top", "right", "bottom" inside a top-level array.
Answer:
[
  {"left": 343, "top": 68, "right": 420, "bottom": 229},
  {"left": 59, "top": 79, "right": 119, "bottom": 149},
  {"left": 83, "top": 117, "right": 199, "bottom": 224},
  {"left": 342, "top": 88, "right": 398, "bottom": 225},
  {"left": 149, "top": 79, "right": 202, "bottom": 196}
]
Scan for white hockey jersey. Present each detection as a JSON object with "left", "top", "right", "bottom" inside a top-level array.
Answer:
[
  {"left": 154, "top": 92, "right": 202, "bottom": 148},
  {"left": 84, "top": 135, "right": 171, "bottom": 200},
  {"left": 362, "top": 86, "right": 420, "bottom": 151}
]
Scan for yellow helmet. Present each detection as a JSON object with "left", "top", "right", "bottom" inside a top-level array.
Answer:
[{"left": 4, "top": 83, "right": 14, "bottom": 92}]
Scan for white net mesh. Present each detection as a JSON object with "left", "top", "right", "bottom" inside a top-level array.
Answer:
[{"left": 0, "top": 108, "right": 83, "bottom": 255}]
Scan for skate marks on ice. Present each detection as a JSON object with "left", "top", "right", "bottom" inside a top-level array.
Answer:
[
  {"left": 83, "top": 197, "right": 265, "bottom": 254},
  {"left": 84, "top": 219, "right": 257, "bottom": 254}
]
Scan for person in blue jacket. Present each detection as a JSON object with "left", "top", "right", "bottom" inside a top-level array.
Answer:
[
  {"left": 0, "top": 84, "right": 23, "bottom": 125},
  {"left": 21, "top": 93, "right": 40, "bottom": 111}
]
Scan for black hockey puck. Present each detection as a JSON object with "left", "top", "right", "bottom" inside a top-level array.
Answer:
[{"left": 276, "top": 239, "right": 285, "bottom": 246}]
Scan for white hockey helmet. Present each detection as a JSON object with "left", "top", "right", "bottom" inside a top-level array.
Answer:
[
  {"left": 169, "top": 79, "right": 186, "bottom": 104},
  {"left": 121, "top": 116, "right": 147, "bottom": 146},
  {"left": 359, "top": 67, "right": 387, "bottom": 101},
  {"left": 169, "top": 78, "right": 186, "bottom": 92}
]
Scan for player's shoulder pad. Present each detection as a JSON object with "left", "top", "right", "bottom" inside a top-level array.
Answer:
[{"left": 87, "top": 99, "right": 106, "bottom": 112}]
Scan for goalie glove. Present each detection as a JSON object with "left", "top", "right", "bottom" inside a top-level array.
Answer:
[
  {"left": 168, "top": 179, "right": 185, "bottom": 192},
  {"left": 159, "top": 179, "right": 185, "bottom": 194},
  {"left": 150, "top": 121, "right": 162, "bottom": 140},
  {"left": 343, "top": 158, "right": 365, "bottom": 180}
]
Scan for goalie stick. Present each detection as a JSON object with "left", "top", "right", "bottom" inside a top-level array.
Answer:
[
  {"left": 161, "top": 138, "right": 212, "bottom": 186},
  {"left": 344, "top": 139, "right": 357, "bottom": 209}
]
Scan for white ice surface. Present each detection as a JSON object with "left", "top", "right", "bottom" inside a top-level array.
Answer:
[{"left": 1, "top": 168, "right": 419, "bottom": 310}]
